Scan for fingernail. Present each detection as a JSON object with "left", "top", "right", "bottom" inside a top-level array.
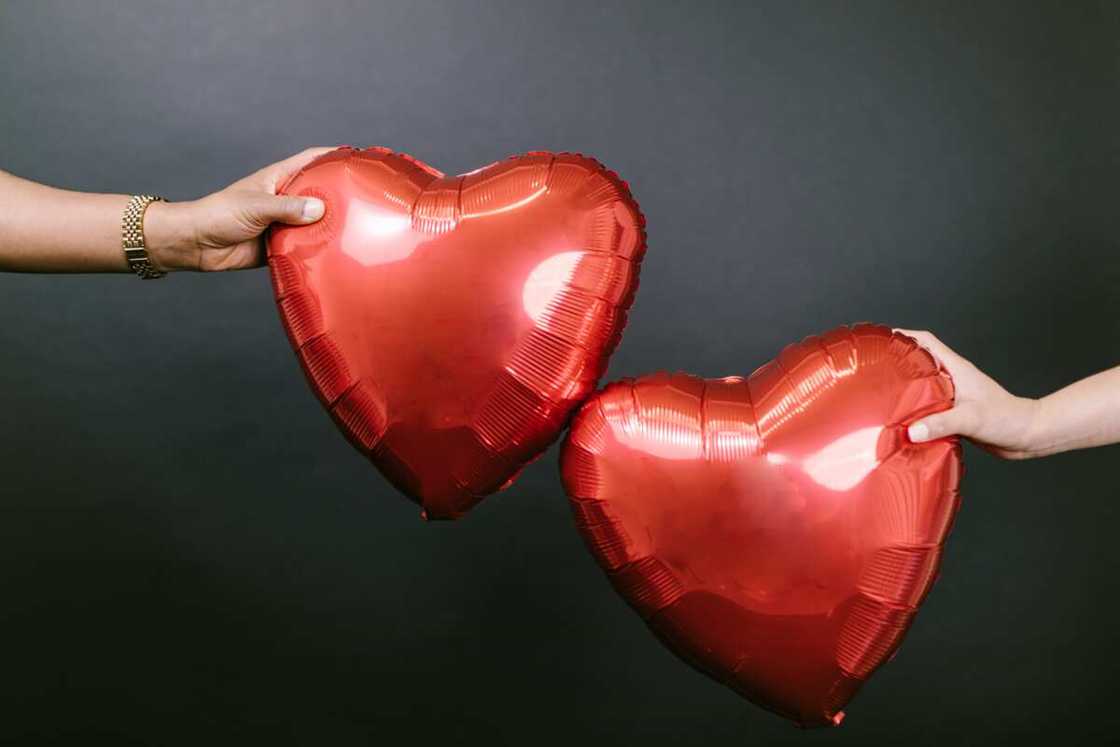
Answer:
[
  {"left": 908, "top": 422, "right": 930, "bottom": 443},
  {"left": 302, "top": 198, "right": 325, "bottom": 221}
]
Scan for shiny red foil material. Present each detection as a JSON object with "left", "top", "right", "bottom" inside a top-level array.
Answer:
[
  {"left": 268, "top": 147, "right": 645, "bottom": 519},
  {"left": 560, "top": 325, "right": 962, "bottom": 726}
]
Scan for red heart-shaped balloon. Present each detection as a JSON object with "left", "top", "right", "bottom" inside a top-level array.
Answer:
[
  {"left": 560, "top": 325, "right": 962, "bottom": 726},
  {"left": 268, "top": 147, "right": 644, "bottom": 519}
]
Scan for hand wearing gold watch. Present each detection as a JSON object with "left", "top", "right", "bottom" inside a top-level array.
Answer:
[{"left": 0, "top": 147, "right": 331, "bottom": 275}]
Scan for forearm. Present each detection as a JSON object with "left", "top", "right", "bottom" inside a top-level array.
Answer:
[
  {"left": 0, "top": 170, "right": 192, "bottom": 273},
  {"left": 1026, "top": 366, "right": 1120, "bottom": 457}
]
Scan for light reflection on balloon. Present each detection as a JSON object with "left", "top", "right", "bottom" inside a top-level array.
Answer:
[
  {"left": 522, "top": 250, "right": 583, "bottom": 324},
  {"left": 799, "top": 425, "right": 883, "bottom": 491},
  {"left": 341, "top": 199, "right": 417, "bottom": 265}
]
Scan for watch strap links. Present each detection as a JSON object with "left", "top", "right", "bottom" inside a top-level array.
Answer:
[{"left": 121, "top": 194, "right": 167, "bottom": 279}]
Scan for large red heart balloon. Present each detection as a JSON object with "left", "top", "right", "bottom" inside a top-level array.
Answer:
[
  {"left": 560, "top": 325, "right": 962, "bottom": 726},
  {"left": 268, "top": 147, "right": 645, "bottom": 519}
]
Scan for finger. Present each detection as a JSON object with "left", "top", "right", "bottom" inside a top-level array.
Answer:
[
  {"left": 238, "top": 147, "right": 337, "bottom": 192},
  {"left": 893, "top": 329, "right": 961, "bottom": 370},
  {"left": 243, "top": 193, "right": 325, "bottom": 227},
  {"left": 271, "top": 146, "right": 336, "bottom": 184},
  {"left": 907, "top": 404, "right": 977, "bottom": 442}
]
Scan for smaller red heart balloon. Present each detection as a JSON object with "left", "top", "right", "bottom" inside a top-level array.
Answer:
[
  {"left": 560, "top": 324, "right": 962, "bottom": 726},
  {"left": 268, "top": 147, "right": 645, "bottom": 519}
]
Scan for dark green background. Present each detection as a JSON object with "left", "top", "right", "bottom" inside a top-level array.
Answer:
[{"left": 1, "top": 1, "right": 1117, "bottom": 744}]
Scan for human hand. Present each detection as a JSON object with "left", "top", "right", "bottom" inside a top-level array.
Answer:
[
  {"left": 897, "top": 329, "right": 1042, "bottom": 459},
  {"left": 144, "top": 147, "right": 332, "bottom": 272}
]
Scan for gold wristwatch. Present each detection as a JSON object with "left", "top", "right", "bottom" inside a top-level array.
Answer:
[{"left": 121, "top": 194, "right": 167, "bottom": 279}]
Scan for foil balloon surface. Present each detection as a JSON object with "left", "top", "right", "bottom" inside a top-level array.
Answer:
[
  {"left": 268, "top": 147, "right": 645, "bottom": 519},
  {"left": 560, "top": 325, "right": 962, "bottom": 726}
]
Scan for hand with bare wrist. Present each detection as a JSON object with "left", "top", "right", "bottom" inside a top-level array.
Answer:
[{"left": 899, "top": 329, "right": 1120, "bottom": 459}]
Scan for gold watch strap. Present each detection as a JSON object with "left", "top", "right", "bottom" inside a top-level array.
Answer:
[{"left": 122, "top": 194, "right": 167, "bottom": 279}]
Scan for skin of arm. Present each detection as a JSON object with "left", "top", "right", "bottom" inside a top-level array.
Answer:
[
  {"left": 0, "top": 147, "right": 331, "bottom": 274},
  {"left": 898, "top": 329, "right": 1120, "bottom": 459}
]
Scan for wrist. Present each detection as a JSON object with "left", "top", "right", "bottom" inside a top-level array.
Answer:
[
  {"left": 142, "top": 200, "right": 200, "bottom": 271},
  {"left": 1015, "top": 396, "right": 1048, "bottom": 457}
]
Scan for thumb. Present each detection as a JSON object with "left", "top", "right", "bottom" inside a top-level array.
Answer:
[
  {"left": 245, "top": 193, "right": 325, "bottom": 226},
  {"left": 907, "top": 405, "right": 977, "bottom": 443}
]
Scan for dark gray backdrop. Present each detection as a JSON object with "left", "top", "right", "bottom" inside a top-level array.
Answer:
[{"left": 1, "top": 1, "right": 1118, "bottom": 744}]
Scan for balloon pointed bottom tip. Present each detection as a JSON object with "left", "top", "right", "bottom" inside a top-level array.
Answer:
[
  {"left": 417, "top": 506, "right": 467, "bottom": 522},
  {"left": 794, "top": 711, "right": 845, "bottom": 729}
]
